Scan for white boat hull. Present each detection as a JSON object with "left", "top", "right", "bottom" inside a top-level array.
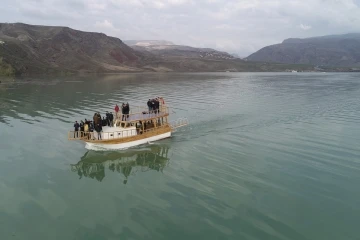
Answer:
[{"left": 85, "top": 132, "right": 171, "bottom": 151}]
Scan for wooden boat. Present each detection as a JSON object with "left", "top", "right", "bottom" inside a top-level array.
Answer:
[{"left": 68, "top": 99, "right": 188, "bottom": 150}]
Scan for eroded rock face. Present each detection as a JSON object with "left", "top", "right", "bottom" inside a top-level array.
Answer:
[{"left": 0, "top": 23, "right": 144, "bottom": 74}]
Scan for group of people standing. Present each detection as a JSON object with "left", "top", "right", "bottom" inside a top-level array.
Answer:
[
  {"left": 73, "top": 112, "right": 115, "bottom": 140},
  {"left": 92, "top": 112, "right": 116, "bottom": 139},
  {"left": 115, "top": 103, "right": 130, "bottom": 120},
  {"left": 147, "top": 97, "right": 164, "bottom": 113},
  {"left": 73, "top": 119, "right": 94, "bottom": 139}
]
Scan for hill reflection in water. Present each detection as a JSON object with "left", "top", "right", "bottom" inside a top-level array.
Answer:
[{"left": 71, "top": 145, "right": 170, "bottom": 184}]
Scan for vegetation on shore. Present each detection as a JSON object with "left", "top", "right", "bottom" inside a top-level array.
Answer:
[{"left": 0, "top": 57, "right": 15, "bottom": 76}]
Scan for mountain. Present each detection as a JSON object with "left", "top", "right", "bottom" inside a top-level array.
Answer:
[
  {"left": 0, "top": 23, "right": 149, "bottom": 75},
  {"left": 124, "top": 40, "right": 174, "bottom": 46},
  {"left": 124, "top": 40, "right": 317, "bottom": 72},
  {"left": 0, "top": 23, "right": 318, "bottom": 75},
  {"left": 230, "top": 53, "right": 242, "bottom": 58},
  {"left": 246, "top": 33, "right": 360, "bottom": 67},
  {"left": 125, "top": 40, "right": 237, "bottom": 60}
]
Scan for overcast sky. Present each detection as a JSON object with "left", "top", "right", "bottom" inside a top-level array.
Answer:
[{"left": 1, "top": 0, "right": 360, "bottom": 56}]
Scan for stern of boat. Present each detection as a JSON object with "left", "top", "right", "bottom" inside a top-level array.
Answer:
[{"left": 170, "top": 117, "right": 189, "bottom": 131}]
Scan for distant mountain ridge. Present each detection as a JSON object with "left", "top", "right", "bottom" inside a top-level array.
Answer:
[
  {"left": 125, "top": 40, "right": 237, "bottom": 60},
  {"left": 283, "top": 33, "right": 360, "bottom": 44},
  {"left": 124, "top": 40, "right": 174, "bottom": 46},
  {"left": 246, "top": 33, "right": 360, "bottom": 67},
  {"left": 0, "top": 23, "right": 322, "bottom": 75}
]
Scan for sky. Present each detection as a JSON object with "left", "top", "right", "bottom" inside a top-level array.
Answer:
[{"left": 1, "top": 0, "right": 360, "bottom": 57}]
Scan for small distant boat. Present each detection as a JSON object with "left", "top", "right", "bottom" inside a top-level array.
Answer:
[
  {"left": 291, "top": 70, "right": 298, "bottom": 73},
  {"left": 68, "top": 98, "right": 188, "bottom": 150}
]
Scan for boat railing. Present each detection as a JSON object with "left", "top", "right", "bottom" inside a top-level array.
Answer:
[
  {"left": 68, "top": 124, "right": 171, "bottom": 141},
  {"left": 170, "top": 117, "right": 189, "bottom": 130},
  {"left": 68, "top": 131, "right": 90, "bottom": 140},
  {"left": 114, "top": 105, "right": 170, "bottom": 122},
  {"left": 68, "top": 130, "right": 136, "bottom": 141}
]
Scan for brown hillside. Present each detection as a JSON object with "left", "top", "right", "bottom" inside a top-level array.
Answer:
[{"left": 0, "top": 23, "right": 145, "bottom": 74}]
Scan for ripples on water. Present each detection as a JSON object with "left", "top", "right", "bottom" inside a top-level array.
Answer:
[{"left": 0, "top": 73, "right": 360, "bottom": 240}]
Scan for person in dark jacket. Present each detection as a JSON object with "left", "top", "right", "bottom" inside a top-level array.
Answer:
[
  {"left": 96, "top": 123, "right": 102, "bottom": 140},
  {"left": 151, "top": 99, "right": 155, "bottom": 114},
  {"left": 106, "top": 112, "right": 110, "bottom": 126},
  {"left": 80, "top": 120, "right": 84, "bottom": 137},
  {"left": 155, "top": 98, "right": 160, "bottom": 113},
  {"left": 125, "top": 102, "right": 130, "bottom": 119},
  {"left": 101, "top": 117, "right": 106, "bottom": 126},
  {"left": 121, "top": 103, "right": 125, "bottom": 121},
  {"left": 147, "top": 99, "right": 152, "bottom": 112},
  {"left": 74, "top": 121, "right": 80, "bottom": 138},
  {"left": 109, "top": 112, "right": 114, "bottom": 126}
]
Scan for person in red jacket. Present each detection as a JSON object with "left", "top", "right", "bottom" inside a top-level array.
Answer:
[{"left": 114, "top": 104, "right": 119, "bottom": 119}]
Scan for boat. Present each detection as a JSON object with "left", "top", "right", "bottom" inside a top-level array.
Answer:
[
  {"left": 70, "top": 145, "right": 170, "bottom": 184},
  {"left": 68, "top": 98, "right": 188, "bottom": 150}
]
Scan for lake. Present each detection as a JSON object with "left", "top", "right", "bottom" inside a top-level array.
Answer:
[{"left": 1, "top": 72, "right": 360, "bottom": 240}]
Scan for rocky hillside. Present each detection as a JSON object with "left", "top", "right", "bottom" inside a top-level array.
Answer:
[
  {"left": 124, "top": 40, "right": 315, "bottom": 72},
  {"left": 125, "top": 40, "right": 236, "bottom": 60},
  {"left": 0, "top": 23, "right": 148, "bottom": 74},
  {"left": 246, "top": 33, "right": 360, "bottom": 67},
  {"left": 0, "top": 23, "right": 319, "bottom": 75},
  {"left": 124, "top": 40, "right": 174, "bottom": 46}
]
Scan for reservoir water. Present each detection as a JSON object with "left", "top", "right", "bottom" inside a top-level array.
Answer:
[{"left": 1, "top": 72, "right": 360, "bottom": 240}]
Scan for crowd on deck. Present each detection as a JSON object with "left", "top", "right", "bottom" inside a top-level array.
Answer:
[
  {"left": 73, "top": 112, "right": 114, "bottom": 140},
  {"left": 147, "top": 97, "right": 164, "bottom": 113},
  {"left": 72, "top": 98, "right": 165, "bottom": 140},
  {"left": 114, "top": 103, "right": 130, "bottom": 120}
]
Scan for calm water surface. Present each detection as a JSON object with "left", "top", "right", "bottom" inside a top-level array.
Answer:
[{"left": 1, "top": 73, "right": 360, "bottom": 240}]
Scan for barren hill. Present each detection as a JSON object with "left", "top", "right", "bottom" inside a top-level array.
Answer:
[
  {"left": 125, "top": 40, "right": 236, "bottom": 60},
  {"left": 0, "top": 23, "right": 147, "bottom": 74},
  {"left": 246, "top": 33, "right": 360, "bottom": 67},
  {"left": 0, "top": 23, "right": 318, "bottom": 75}
]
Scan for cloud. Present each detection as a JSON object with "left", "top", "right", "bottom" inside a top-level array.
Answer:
[
  {"left": 1, "top": 0, "right": 360, "bottom": 56},
  {"left": 94, "top": 19, "right": 115, "bottom": 29},
  {"left": 299, "top": 24, "right": 312, "bottom": 30},
  {"left": 151, "top": 0, "right": 194, "bottom": 9},
  {"left": 87, "top": 1, "right": 107, "bottom": 12}
]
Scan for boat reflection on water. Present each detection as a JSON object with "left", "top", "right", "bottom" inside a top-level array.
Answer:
[{"left": 71, "top": 145, "right": 170, "bottom": 184}]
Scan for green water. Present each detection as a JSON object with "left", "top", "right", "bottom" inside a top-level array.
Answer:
[{"left": 1, "top": 73, "right": 360, "bottom": 240}]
